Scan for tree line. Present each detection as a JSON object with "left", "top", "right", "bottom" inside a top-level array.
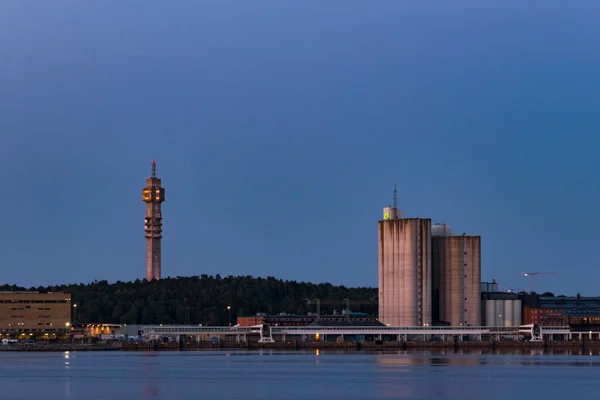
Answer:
[{"left": 0, "top": 275, "right": 377, "bottom": 326}]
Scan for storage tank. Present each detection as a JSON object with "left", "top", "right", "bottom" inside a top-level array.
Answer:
[
  {"left": 485, "top": 300, "right": 495, "bottom": 326},
  {"left": 504, "top": 300, "right": 514, "bottom": 326},
  {"left": 432, "top": 235, "right": 481, "bottom": 326},
  {"left": 513, "top": 299, "right": 522, "bottom": 326},
  {"left": 494, "top": 299, "right": 504, "bottom": 326},
  {"left": 431, "top": 223, "right": 452, "bottom": 237},
  {"left": 480, "top": 281, "right": 499, "bottom": 293},
  {"left": 378, "top": 215, "right": 431, "bottom": 326}
]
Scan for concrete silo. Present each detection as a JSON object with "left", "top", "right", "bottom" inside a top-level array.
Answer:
[
  {"left": 378, "top": 207, "right": 432, "bottom": 326},
  {"left": 432, "top": 233, "right": 481, "bottom": 326},
  {"left": 485, "top": 300, "right": 495, "bottom": 326},
  {"left": 512, "top": 299, "right": 522, "bottom": 326},
  {"left": 481, "top": 293, "right": 522, "bottom": 327}
]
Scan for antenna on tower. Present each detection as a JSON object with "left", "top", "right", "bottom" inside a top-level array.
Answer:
[
  {"left": 151, "top": 160, "right": 156, "bottom": 178},
  {"left": 393, "top": 183, "right": 398, "bottom": 210}
]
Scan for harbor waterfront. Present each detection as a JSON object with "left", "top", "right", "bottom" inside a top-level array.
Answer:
[
  {"left": 4, "top": 324, "right": 600, "bottom": 352},
  {"left": 1, "top": 350, "right": 599, "bottom": 399}
]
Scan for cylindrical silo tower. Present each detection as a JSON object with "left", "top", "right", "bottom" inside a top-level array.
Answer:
[
  {"left": 494, "top": 299, "right": 504, "bottom": 327},
  {"left": 432, "top": 234, "right": 481, "bottom": 326},
  {"left": 378, "top": 210, "right": 431, "bottom": 326},
  {"left": 504, "top": 300, "right": 514, "bottom": 327},
  {"left": 513, "top": 300, "right": 522, "bottom": 326},
  {"left": 485, "top": 300, "right": 495, "bottom": 326}
]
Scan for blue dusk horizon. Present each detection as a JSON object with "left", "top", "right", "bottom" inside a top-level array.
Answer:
[{"left": 1, "top": 1, "right": 599, "bottom": 295}]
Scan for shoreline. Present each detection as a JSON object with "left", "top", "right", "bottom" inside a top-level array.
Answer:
[
  {"left": 127, "top": 340, "right": 600, "bottom": 351},
  {"left": 0, "top": 343, "right": 121, "bottom": 352},
  {"left": 1, "top": 340, "right": 599, "bottom": 353}
]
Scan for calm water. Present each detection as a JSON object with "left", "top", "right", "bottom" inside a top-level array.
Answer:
[{"left": 0, "top": 349, "right": 598, "bottom": 399}]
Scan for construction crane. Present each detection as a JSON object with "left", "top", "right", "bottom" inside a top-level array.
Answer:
[{"left": 521, "top": 272, "right": 558, "bottom": 292}]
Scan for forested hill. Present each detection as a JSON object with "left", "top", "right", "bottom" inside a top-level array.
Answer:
[{"left": 0, "top": 275, "right": 377, "bottom": 325}]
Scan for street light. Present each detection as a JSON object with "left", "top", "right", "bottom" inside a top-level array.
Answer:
[
  {"left": 73, "top": 304, "right": 77, "bottom": 324},
  {"left": 227, "top": 306, "right": 231, "bottom": 326}
]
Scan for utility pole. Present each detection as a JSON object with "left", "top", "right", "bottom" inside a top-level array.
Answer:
[
  {"left": 183, "top": 298, "right": 187, "bottom": 324},
  {"left": 315, "top": 299, "right": 320, "bottom": 319},
  {"left": 521, "top": 272, "right": 558, "bottom": 292}
]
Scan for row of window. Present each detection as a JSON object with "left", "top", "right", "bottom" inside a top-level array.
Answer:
[
  {"left": 0, "top": 300, "right": 68, "bottom": 304},
  {"left": 11, "top": 315, "right": 51, "bottom": 318},
  {"left": 0, "top": 329, "right": 67, "bottom": 333},
  {"left": 11, "top": 307, "right": 51, "bottom": 311}
]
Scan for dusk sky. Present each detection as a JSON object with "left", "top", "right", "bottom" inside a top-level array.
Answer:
[{"left": 1, "top": 1, "right": 599, "bottom": 295}]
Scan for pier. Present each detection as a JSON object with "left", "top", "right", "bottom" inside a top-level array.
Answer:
[{"left": 141, "top": 324, "right": 579, "bottom": 344}]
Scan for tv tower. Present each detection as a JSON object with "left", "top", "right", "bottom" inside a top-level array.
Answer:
[{"left": 142, "top": 160, "right": 165, "bottom": 281}]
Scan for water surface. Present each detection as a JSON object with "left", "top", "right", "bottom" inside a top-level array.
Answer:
[{"left": 0, "top": 349, "right": 598, "bottom": 399}]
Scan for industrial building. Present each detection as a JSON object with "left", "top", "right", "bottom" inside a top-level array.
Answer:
[
  {"left": 236, "top": 312, "right": 379, "bottom": 327},
  {"left": 521, "top": 295, "right": 600, "bottom": 330},
  {"left": 0, "top": 292, "right": 72, "bottom": 336},
  {"left": 142, "top": 160, "right": 165, "bottom": 281},
  {"left": 481, "top": 291, "right": 522, "bottom": 327},
  {"left": 431, "top": 224, "right": 481, "bottom": 326},
  {"left": 378, "top": 194, "right": 432, "bottom": 326}
]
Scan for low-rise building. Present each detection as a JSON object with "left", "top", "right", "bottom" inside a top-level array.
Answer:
[
  {"left": 522, "top": 295, "right": 600, "bottom": 330},
  {"left": 0, "top": 291, "right": 71, "bottom": 337},
  {"left": 237, "top": 312, "right": 379, "bottom": 327}
]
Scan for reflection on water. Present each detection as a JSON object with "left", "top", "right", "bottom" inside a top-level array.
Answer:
[
  {"left": 0, "top": 349, "right": 599, "bottom": 399},
  {"left": 142, "top": 352, "right": 160, "bottom": 398}
]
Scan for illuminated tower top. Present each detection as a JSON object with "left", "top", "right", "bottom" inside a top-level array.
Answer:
[{"left": 142, "top": 160, "right": 165, "bottom": 203}]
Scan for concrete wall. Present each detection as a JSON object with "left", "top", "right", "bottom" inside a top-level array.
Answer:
[
  {"left": 432, "top": 236, "right": 481, "bottom": 326},
  {"left": 378, "top": 218, "right": 431, "bottom": 326}
]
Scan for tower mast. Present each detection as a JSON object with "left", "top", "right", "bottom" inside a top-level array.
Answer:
[{"left": 142, "top": 160, "right": 165, "bottom": 280}]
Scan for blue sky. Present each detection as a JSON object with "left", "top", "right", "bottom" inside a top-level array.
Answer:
[{"left": 1, "top": 1, "right": 599, "bottom": 295}]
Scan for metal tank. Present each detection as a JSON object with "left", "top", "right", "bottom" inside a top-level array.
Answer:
[
  {"left": 378, "top": 213, "right": 432, "bottom": 326},
  {"left": 513, "top": 299, "right": 522, "bottom": 326},
  {"left": 494, "top": 299, "right": 504, "bottom": 326},
  {"left": 504, "top": 300, "right": 514, "bottom": 326},
  {"left": 431, "top": 223, "right": 452, "bottom": 237},
  {"left": 432, "top": 235, "right": 481, "bottom": 326},
  {"left": 485, "top": 300, "right": 495, "bottom": 326}
]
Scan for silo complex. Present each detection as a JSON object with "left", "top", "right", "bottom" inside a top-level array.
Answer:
[
  {"left": 483, "top": 299, "right": 522, "bottom": 326},
  {"left": 432, "top": 234, "right": 481, "bottom": 326},
  {"left": 378, "top": 209, "right": 432, "bottom": 326}
]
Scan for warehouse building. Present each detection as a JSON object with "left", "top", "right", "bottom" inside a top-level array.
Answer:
[{"left": 0, "top": 292, "right": 72, "bottom": 337}]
